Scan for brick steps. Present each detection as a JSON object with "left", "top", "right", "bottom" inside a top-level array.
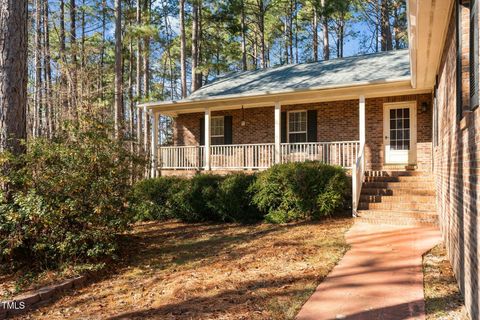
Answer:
[
  {"left": 364, "top": 176, "right": 434, "bottom": 183},
  {"left": 363, "top": 181, "right": 434, "bottom": 189},
  {"left": 357, "top": 209, "right": 438, "bottom": 226},
  {"left": 358, "top": 201, "right": 436, "bottom": 211},
  {"left": 357, "top": 170, "right": 437, "bottom": 226},
  {"left": 360, "top": 194, "right": 435, "bottom": 203},
  {"left": 365, "top": 170, "right": 429, "bottom": 177},
  {"left": 361, "top": 188, "right": 436, "bottom": 196}
]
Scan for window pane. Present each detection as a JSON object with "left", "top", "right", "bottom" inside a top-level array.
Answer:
[
  {"left": 396, "top": 109, "right": 403, "bottom": 118},
  {"left": 390, "top": 119, "right": 396, "bottom": 129},
  {"left": 211, "top": 117, "right": 224, "bottom": 137},
  {"left": 390, "top": 109, "right": 395, "bottom": 118},
  {"left": 391, "top": 140, "right": 397, "bottom": 150},
  {"left": 211, "top": 136, "right": 224, "bottom": 145},
  {"left": 404, "top": 108, "right": 409, "bottom": 118},
  {"left": 288, "top": 111, "right": 307, "bottom": 133},
  {"left": 289, "top": 133, "right": 307, "bottom": 143}
]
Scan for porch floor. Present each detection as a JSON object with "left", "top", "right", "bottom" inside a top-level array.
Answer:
[{"left": 296, "top": 221, "right": 441, "bottom": 320}]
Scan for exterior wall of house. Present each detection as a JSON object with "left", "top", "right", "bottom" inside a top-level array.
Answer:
[
  {"left": 433, "top": 5, "right": 480, "bottom": 319},
  {"left": 173, "top": 94, "right": 432, "bottom": 171}
]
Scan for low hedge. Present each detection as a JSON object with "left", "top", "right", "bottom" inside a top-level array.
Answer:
[
  {"left": 132, "top": 161, "right": 349, "bottom": 224},
  {"left": 132, "top": 176, "right": 187, "bottom": 221},
  {"left": 250, "top": 161, "right": 349, "bottom": 223}
]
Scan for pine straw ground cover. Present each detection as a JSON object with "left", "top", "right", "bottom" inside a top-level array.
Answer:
[
  {"left": 423, "top": 243, "right": 469, "bottom": 320},
  {"left": 14, "top": 218, "right": 352, "bottom": 320}
]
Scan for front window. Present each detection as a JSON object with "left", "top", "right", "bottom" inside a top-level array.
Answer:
[
  {"left": 211, "top": 116, "right": 224, "bottom": 145},
  {"left": 288, "top": 111, "right": 307, "bottom": 143}
]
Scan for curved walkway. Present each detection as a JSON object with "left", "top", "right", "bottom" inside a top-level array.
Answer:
[{"left": 296, "top": 222, "right": 442, "bottom": 320}]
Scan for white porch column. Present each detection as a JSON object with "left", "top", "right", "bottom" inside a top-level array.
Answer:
[
  {"left": 274, "top": 102, "right": 281, "bottom": 164},
  {"left": 150, "top": 111, "right": 159, "bottom": 178},
  {"left": 359, "top": 95, "right": 366, "bottom": 147},
  {"left": 204, "top": 108, "right": 211, "bottom": 170},
  {"left": 143, "top": 105, "right": 149, "bottom": 153},
  {"left": 137, "top": 104, "right": 143, "bottom": 153}
]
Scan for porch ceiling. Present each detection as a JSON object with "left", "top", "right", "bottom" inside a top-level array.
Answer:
[{"left": 408, "top": 0, "right": 454, "bottom": 90}]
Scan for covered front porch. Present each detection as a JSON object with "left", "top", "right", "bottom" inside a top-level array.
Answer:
[{"left": 150, "top": 97, "right": 366, "bottom": 172}]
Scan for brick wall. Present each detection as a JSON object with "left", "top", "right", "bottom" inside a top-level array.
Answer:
[
  {"left": 173, "top": 94, "right": 432, "bottom": 171},
  {"left": 434, "top": 4, "right": 480, "bottom": 319}
]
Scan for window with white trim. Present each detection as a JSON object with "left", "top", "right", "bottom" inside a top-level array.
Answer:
[
  {"left": 288, "top": 111, "right": 307, "bottom": 143},
  {"left": 211, "top": 116, "right": 225, "bottom": 145}
]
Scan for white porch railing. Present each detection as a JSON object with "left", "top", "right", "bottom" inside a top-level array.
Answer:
[
  {"left": 210, "top": 143, "right": 275, "bottom": 169},
  {"left": 158, "top": 141, "right": 359, "bottom": 170},
  {"left": 280, "top": 141, "right": 359, "bottom": 168},
  {"left": 352, "top": 143, "right": 366, "bottom": 216},
  {"left": 158, "top": 145, "right": 205, "bottom": 169}
]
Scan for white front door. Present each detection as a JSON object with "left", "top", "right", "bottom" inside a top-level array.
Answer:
[{"left": 383, "top": 102, "right": 417, "bottom": 164}]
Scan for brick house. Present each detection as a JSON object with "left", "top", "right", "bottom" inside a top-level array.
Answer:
[{"left": 140, "top": 0, "right": 480, "bottom": 318}]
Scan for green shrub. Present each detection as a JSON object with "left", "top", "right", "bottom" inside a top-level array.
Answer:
[
  {"left": 132, "top": 177, "right": 187, "bottom": 221},
  {"left": 250, "top": 161, "right": 348, "bottom": 223},
  {"left": 0, "top": 119, "right": 140, "bottom": 269},
  {"left": 133, "top": 173, "right": 262, "bottom": 223},
  {"left": 215, "top": 173, "right": 262, "bottom": 223},
  {"left": 170, "top": 174, "right": 224, "bottom": 222}
]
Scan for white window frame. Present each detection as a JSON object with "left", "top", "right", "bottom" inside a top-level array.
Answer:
[
  {"left": 287, "top": 110, "right": 308, "bottom": 143},
  {"left": 210, "top": 116, "right": 225, "bottom": 144}
]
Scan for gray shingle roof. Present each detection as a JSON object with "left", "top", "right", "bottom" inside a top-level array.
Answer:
[{"left": 188, "top": 49, "right": 410, "bottom": 100}]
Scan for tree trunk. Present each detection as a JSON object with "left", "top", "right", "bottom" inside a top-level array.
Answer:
[
  {"left": 128, "top": 40, "right": 135, "bottom": 154},
  {"left": 258, "top": 1, "right": 267, "bottom": 68},
  {"left": 100, "top": 0, "right": 106, "bottom": 99},
  {"left": 241, "top": 0, "right": 247, "bottom": 71},
  {"left": 322, "top": 17, "right": 329, "bottom": 60},
  {"left": 43, "top": 0, "right": 53, "bottom": 137},
  {"left": 143, "top": 0, "right": 150, "bottom": 98},
  {"left": 59, "top": 0, "right": 67, "bottom": 123},
  {"left": 313, "top": 5, "right": 318, "bottom": 62},
  {"left": 136, "top": 0, "right": 142, "bottom": 100},
  {"left": 189, "top": 0, "right": 203, "bottom": 90},
  {"left": 294, "top": 0, "right": 298, "bottom": 63},
  {"left": 196, "top": 2, "right": 203, "bottom": 87},
  {"left": 70, "top": 0, "right": 77, "bottom": 116},
  {"left": 381, "top": 0, "right": 392, "bottom": 51},
  {"left": 289, "top": 0, "right": 294, "bottom": 63},
  {"left": 114, "top": 0, "right": 123, "bottom": 139},
  {"left": 393, "top": 0, "right": 402, "bottom": 49},
  {"left": 338, "top": 13, "right": 345, "bottom": 58},
  {"left": 179, "top": 0, "right": 187, "bottom": 98},
  {"left": 191, "top": 0, "right": 199, "bottom": 92},
  {"left": 284, "top": 17, "right": 289, "bottom": 64},
  {"left": 0, "top": 0, "right": 28, "bottom": 155},
  {"left": 34, "top": 0, "right": 42, "bottom": 137},
  {"left": 81, "top": 0, "right": 85, "bottom": 69}
]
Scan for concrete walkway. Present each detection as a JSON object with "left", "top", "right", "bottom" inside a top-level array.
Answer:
[{"left": 296, "top": 222, "right": 442, "bottom": 320}]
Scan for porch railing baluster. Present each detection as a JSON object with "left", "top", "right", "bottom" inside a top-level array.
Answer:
[{"left": 157, "top": 141, "right": 359, "bottom": 170}]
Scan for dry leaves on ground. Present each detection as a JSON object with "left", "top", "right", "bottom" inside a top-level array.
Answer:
[
  {"left": 424, "top": 243, "right": 469, "bottom": 320},
  {"left": 14, "top": 217, "right": 352, "bottom": 320}
]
